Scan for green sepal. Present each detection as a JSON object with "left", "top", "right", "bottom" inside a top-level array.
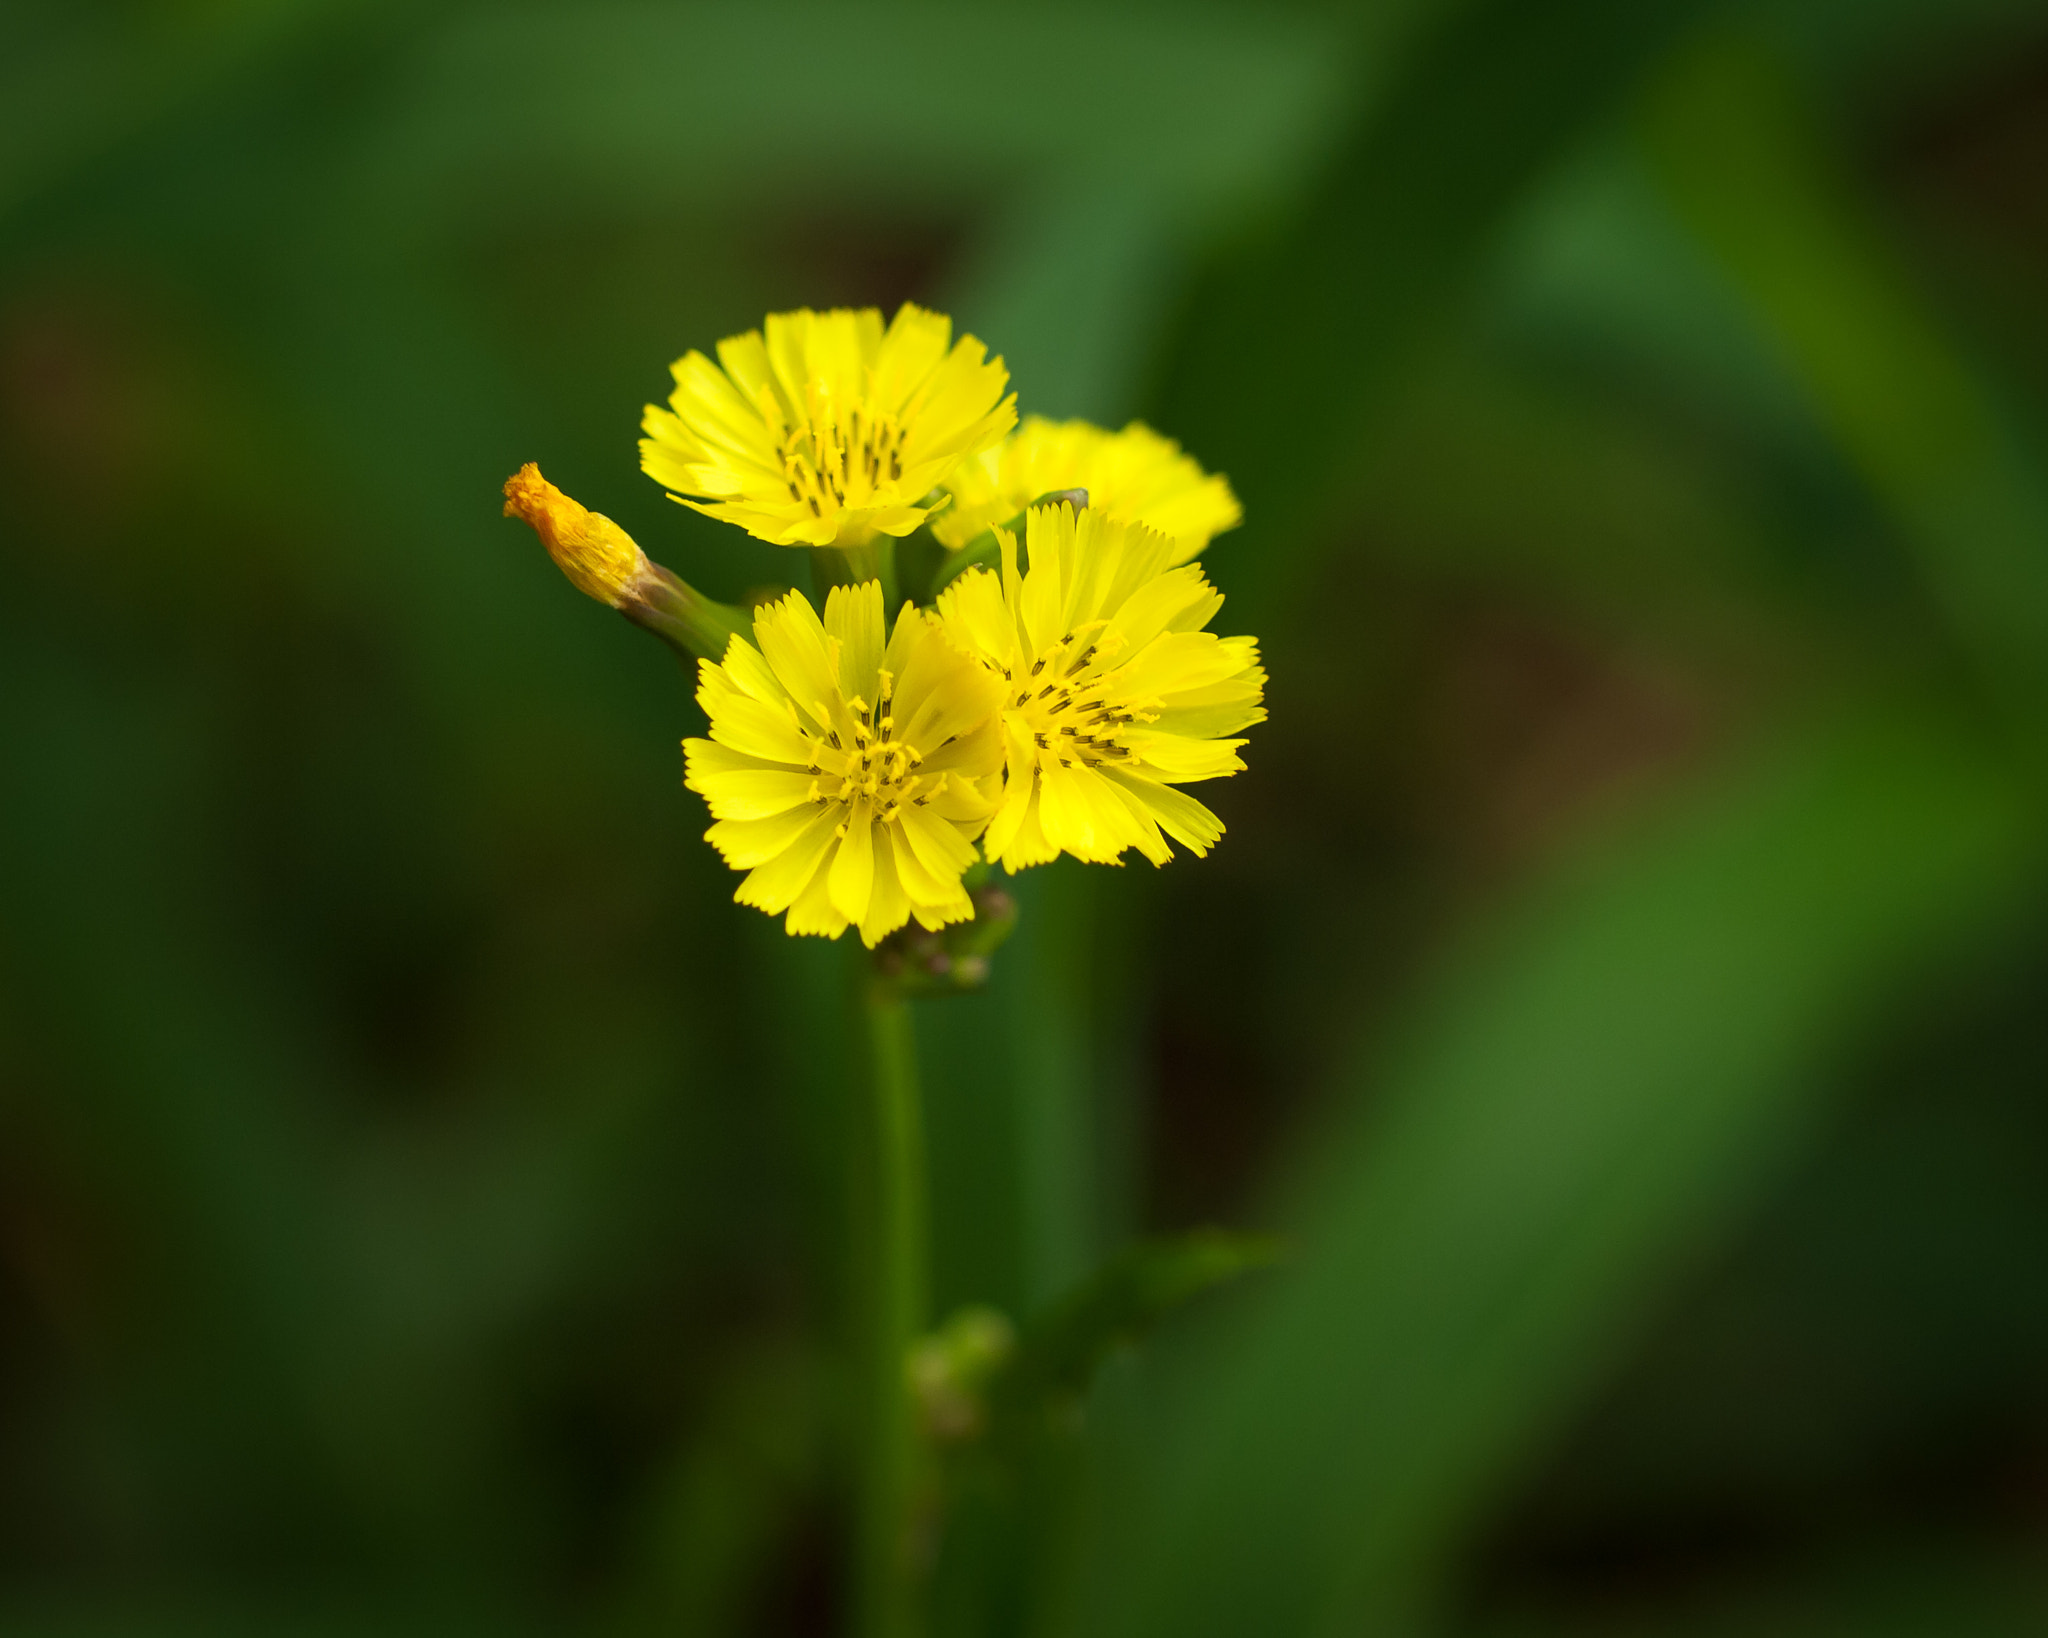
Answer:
[
  {"left": 621, "top": 562, "right": 751, "bottom": 662},
  {"left": 871, "top": 880, "right": 1018, "bottom": 996}
]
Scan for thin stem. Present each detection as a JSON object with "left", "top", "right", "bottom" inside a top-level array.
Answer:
[
  {"left": 852, "top": 969, "right": 928, "bottom": 1638},
  {"left": 813, "top": 539, "right": 901, "bottom": 613},
  {"left": 620, "top": 561, "right": 750, "bottom": 660}
]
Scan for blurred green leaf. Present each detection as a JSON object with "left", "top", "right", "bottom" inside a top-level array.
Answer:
[
  {"left": 0, "top": 0, "right": 411, "bottom": 230},
  {"left": 1643, "top": 33, "right": 2048, "bottom": 718},
  {"left": 1476, "top": 1539, "right": 2048, "bottom": 1637},
  {"left": 1066, "top": 705, "right": 2041, "bottom": 1638},
  {"left": 981, "top": 1231, "right": 1281, "bottom": 1447},
  {"left": 342, "top": 2, "right": 1354, "bottom": 234},
  {"left": 1149, "top": 0, "right": 1721, "bottom": 620},
  {"left": 0, "top": 1598, "right": 539, "bottom": 1638},
  {"left": 608, "top": 1346, "right": 824, "bottom": 1638}
]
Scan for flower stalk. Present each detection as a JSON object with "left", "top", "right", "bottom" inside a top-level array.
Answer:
[
  {"left": 815, "top": 537, "right": 898, "bottom": 613},
  {"left": 508, "top": 300, "right": 1268, "bottom": 1638},
  {"left": 851, "top": 963, "right": 930, "bottom": 1638},
  {"left": 619, "top": 558, "right": 752, "bottom": 661}
]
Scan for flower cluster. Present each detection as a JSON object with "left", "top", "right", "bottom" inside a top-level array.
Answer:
[{"left": 509, "top": 303, "right": 1264, "bottom": 947}]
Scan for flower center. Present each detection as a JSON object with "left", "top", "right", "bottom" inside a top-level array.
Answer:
[
  {"left": 808, "top": 683, "right": 931, "bottom": 826},
  {"left": 1004, "top": 636, "right": 1143, "bottom": 772},
  {"left": 781, "top": 401, "right": 909, "bottom": 518}
]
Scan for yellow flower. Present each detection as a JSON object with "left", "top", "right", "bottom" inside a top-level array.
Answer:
[
  {"left": 686, "top": 581, "right": 1005, "bottom": 945},
  {"left": 931, "top": 417, "right": 1241, "bottom": 564},
  {"left": 936, "top": 504, "right": 1265, "bottom": 872},
  {"left": 641, "top": 304, "right": 1015, "bottom": 549}
]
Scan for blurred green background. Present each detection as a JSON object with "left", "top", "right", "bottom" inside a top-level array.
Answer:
[{"left": 6, "top": 1, "right": 2048, "bottom": 1633}]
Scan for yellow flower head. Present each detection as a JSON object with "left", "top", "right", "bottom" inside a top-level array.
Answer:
[
  {"left": 932, "top": 417, "right": 1241, "bottom": 564},
  {"left": 641, "top": 304, "right": 1016, "bottom": 549},
  {"left": 936, "top": 504, "right": 1265, "bottom": 872},
  {"left": 686, "top": 581, "right": 1005, "bottom": 945},
  {"left": 503, "top": 462, "right": 649, "bottom": 607}
]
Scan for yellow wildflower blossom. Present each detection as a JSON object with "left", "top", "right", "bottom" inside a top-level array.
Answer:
[
  {"left": 641, "top": 304, "right": 1015, "bottom": 549},
  {"left": 932, "top": 417, "right": 1241, "bottom": 564},
  {"left": 936, "top": 504, "right": 1265, "bottom": 872},
  {"left": 686, "top": 581, "right": 1005, "bottom": 945}
]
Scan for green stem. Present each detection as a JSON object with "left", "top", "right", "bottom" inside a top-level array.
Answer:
[
  {"left": 853, "top": 969, "right": 928, "bottom": 1638},
  {"left": 620, "top": 562, "right": 750, "bottom": 660},
  {"left": 813, "top": 539, "right": 901, "bottom": 613}
]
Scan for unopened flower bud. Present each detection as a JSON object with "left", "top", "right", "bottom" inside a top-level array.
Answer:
[
  {"left": 503, "top": 463, "right": 750, "bottom": 662},
  {"left": 503, "top": 462, "right": 648, "bottom": 608}
]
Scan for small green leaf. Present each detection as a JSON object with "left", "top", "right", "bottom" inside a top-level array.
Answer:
[{"left": 991, "top": 1229, "right": 1284, "bottom": 1431}]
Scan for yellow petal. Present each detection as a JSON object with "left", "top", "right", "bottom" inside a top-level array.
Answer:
[
  {"left": 783, "top": 852, "right": 850, "bottom": 938},
  {"left": 1099, "top": 769, "right": 1224, "bottom": 857},
  {"left": 857, "top": 833, "right": 913, "bottom": 947},
  {"left": 693, "top": 768, "right": 819, "bottom": 822},
  {"left": 706, "top": 692, "right": 813, "bottom": 766},
  {"left": 752, "top": 591, "right": 841, "bottom": 723},
  {"left": 1119, "top": 731, "right": 1247, "bottom": 783},
  {"left": 828, "top": 799, "right": 876, "bottom": 923},
  {"left": 825, "top": 580, "right": 885, "bottom": 709},
  {"left": 706, "top": 804, "right": 831, "bottom": 869},
  {"left": 733, "top": 807, "right": 841, "bottom": 911},
  {"left": 898, "top": 801, "right": 977, "bottom": 883}
]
